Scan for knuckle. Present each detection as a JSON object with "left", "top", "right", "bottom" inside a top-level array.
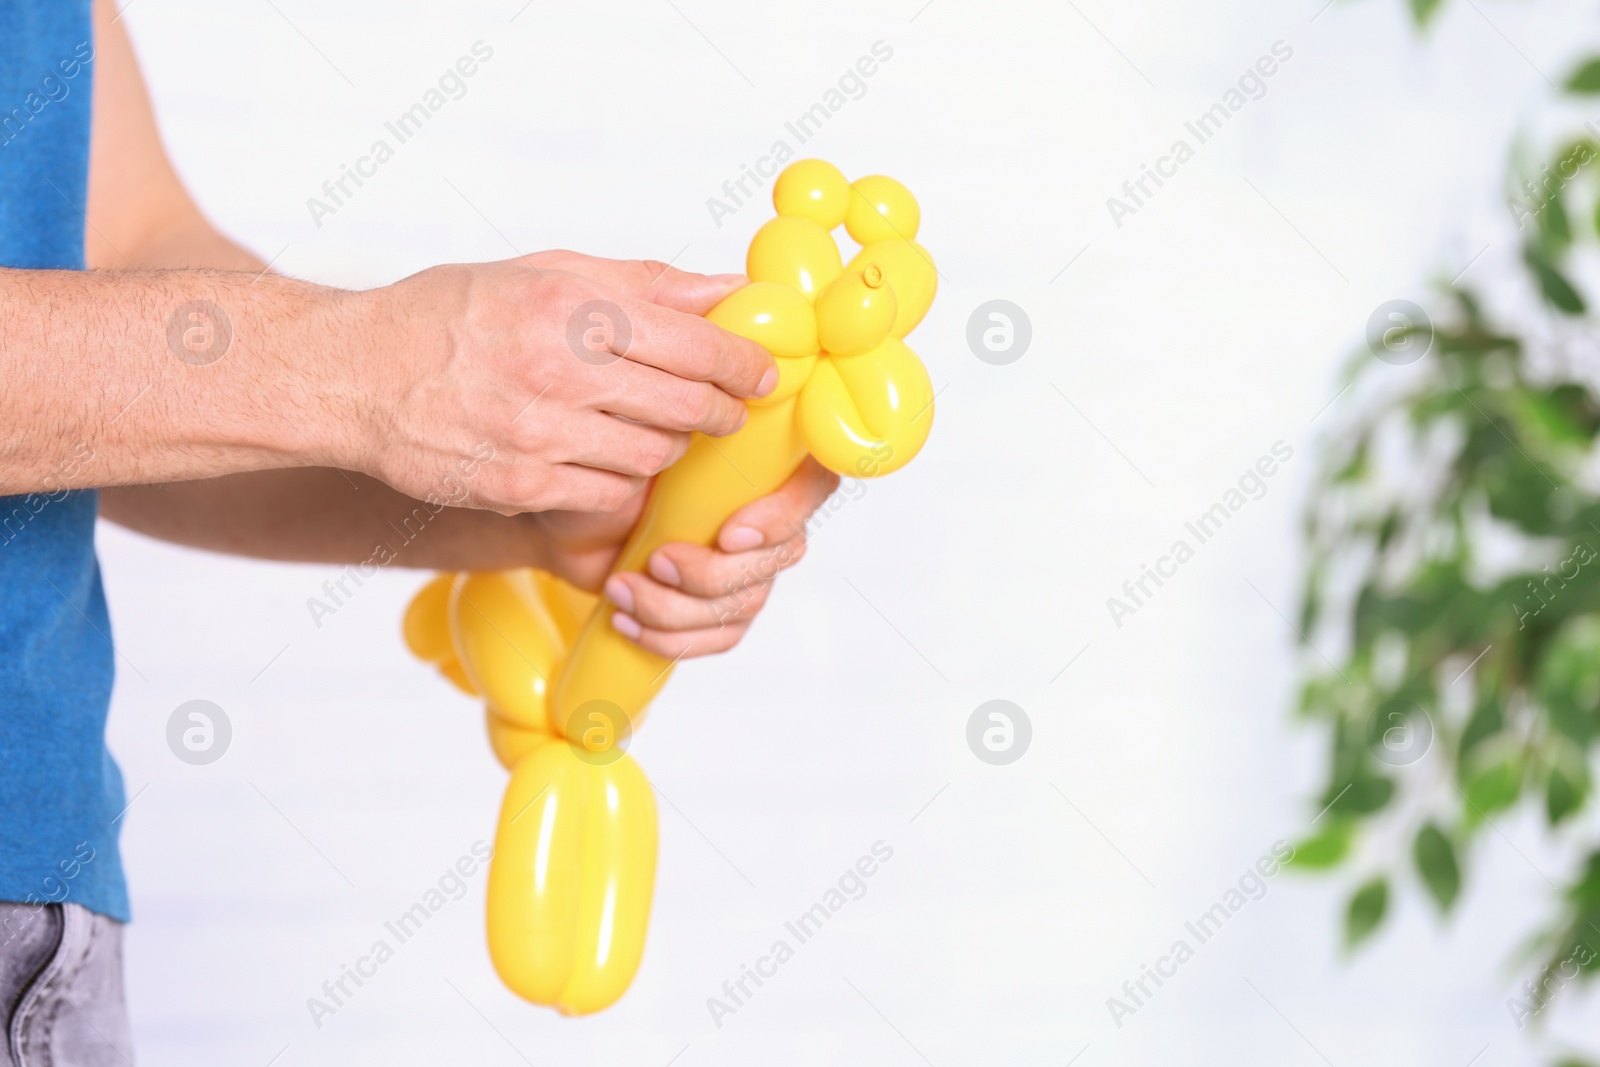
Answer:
[
  {"left": 724, "top": 335, "right": 765, "bottom": 389},
  {"left": 743, "top": 580, "right": 774, "bottom": 612},
  {"left": 670, "top": 320, "right": 716, "bottom": 380},
  {"left": 500, "top": 467, "right": 550, "bottom": 511},
  {"left": 695, "top": 389, "right": 729, "bottom": 431},
  {"left": 521, "top": 249, "right": 569, "bottom": 272},
  {"left": 713, "top": 574, "right": 764, "bottom": 616},
  {"left": 705, "top": 396, "right": 744, "bottom": 436},
  {"left": 708, "top": 624, "right": 745, "bottom": 652},
  {"left": 639, "top": 432, "right": 675, "bottom": 475},
  {"left": 779, "top": 539, "right": 807, "bottom": 569},
  {"left": 670, "top": 544, "right": 711, "bottom": 579},
  {"left": 664, "top": 430, "right": 690, "bottom": 466},
  {"left": 598, "top": 476, "right": 641, "bottom": 512},
  {"left": 671, "top": 382, "right": 715, "bottom": 430},
  {"left": 636, "top": 260, "right": 672, "bottom": 288},
  {"left": 540, "top": 271, "right": 591, "bottom": 311},
  {"left": 637, "top": 631, "right": 675, "bottom": 658},
  {"left": 506, "top": 415, "right": 547, "bottom": 454}
]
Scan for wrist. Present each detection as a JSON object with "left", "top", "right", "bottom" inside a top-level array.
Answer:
[{"left": 307, "top": 280, "right": 406, "bottom": 476}]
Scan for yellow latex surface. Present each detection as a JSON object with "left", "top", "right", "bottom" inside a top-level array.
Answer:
[
  {"left": 747, "top": 216, "right": 842, "bottom": 301},
  {"left": 844, "top": 173, "right": 921, "bottom": 245},
  {"left": 486, "top": 737, "right": 657, "bottom": 1016},
  {"left": 771, "top": 158, "right": 850, "bottom": 228},
  {"left": 814, "top": 267, "right": 897, "bottom": 357},
  {"left": 404, "top": 574, "right": 477, "bottom": 695},
  {"left": 401, "top": 158, "right": 936, "bottom": 1015},
  {"left": 449, "top": 572, "right": 563, "bottom": 731},
  {"left": 847, "top": 239, "right": 937, "bottom": 340},
  {"left": 548, "top": 398, "right": 810, "bottom": 740}
]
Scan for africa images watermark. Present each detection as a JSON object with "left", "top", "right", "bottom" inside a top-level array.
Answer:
[
  {"left": 1106, "top": 840, "right": 1295, "bottom": 1029},
  {"left": 1106, "top": 440, "right": 1294, "bottom": 628},
  {"left": 1507, "top": 940, "right": 1597, "bottom": 1029},
  {"left": 305, "top": 442, "right": 494, "bottom": 628},
  {"left": 1, "top": 442, "right": 95, "bottom": 549},
  {"left": 1, "top": 39, "right": 94, "bottom": 148},
  {"left": 1513, "top": 540, "right": 1596, "bottom": 630},
  {"left": 706, "top": 840, "right": 896, "bottom": 1028},
  {"left": 0, "top": 842, "right": 97, "bottom": 951},
  {"left": 1507, "top": 124, "right": 1600, "bottom": 232},
  {"left": 306, "top": 840, "right": 493, "bottom": 1028},
  {"left": 306, "top": 40, "right": 496, "bottom": 228},
  {"left": 705, "top": 40, "right": 896, "bottom": 228},
  {"left": 1106, "top": 40, "right": 1295, "bottom": 229}
]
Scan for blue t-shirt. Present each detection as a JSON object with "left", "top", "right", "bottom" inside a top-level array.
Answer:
[{"left": 0, "top": 2, "right": 129, "bottom": 923}]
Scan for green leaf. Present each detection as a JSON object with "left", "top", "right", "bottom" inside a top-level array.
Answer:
[
  {"left": 1570, "top": 851, "right": 1600, "bottom": 907},
  {"left": 1331, "top": 443, "right": 1369, "bottom": 484},
  {"left": 1540, "top": 189, "right": 1572, "bottom": 249},
  {"left": 1565, "top": 57, "right": 1600, "bottom": 93},
  {"left": 1517, "top": 383, "right": 1600, "bottom": 449},
  {"left": 1464, "top": 758, "right": 1523, "bottom": 820},
  {"left": 1413, "top": 824, "right": 1461, "bottom": 912},
  {"left": 1289, "top": 821, "right": 1355, "bottom": 870},
  {"left": 1547, "top": 766, "right": 1588, "bottom": 826},
  {"left": 1536, "top": 614, "right": 1600, "bottom": 745},
  {"left": 1484, "top": 449, "right": 1567, "bottom": 534},
  {"left": 1410, "top": 0, "right": 1444, "bottom": 27},
  {"left": 1345, "top": 877, "right": 1389, "bottom": 948},
  {"left": 1326, "top": 774, "right": 1396, "bottom": 815},
  {"left": 1524, "top": 245, "right": 1587, "bottom": 314},
  {"left": 1459, "top": 693, "right": 1504, "bottom": 766}
]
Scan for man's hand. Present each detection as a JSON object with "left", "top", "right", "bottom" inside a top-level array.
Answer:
[
  {"left": 0, "top": 256, "right": 774, "bottom": 505},
  {"left": 35, "top": 0, "right": 779, "bottom": 512},
  {"left": 80, "top": 0, "right": 834, "bottom": 669},
  {"left": 532, "top": 458, "right": 841, "bottom": 659},
  {"left": 358, "top": 253, "right": 777, "bottom": 516}
]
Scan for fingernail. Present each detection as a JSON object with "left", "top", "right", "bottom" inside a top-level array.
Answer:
[
  {"left": 754, "top": 366, "right": 778, "bottom": 398},
  {"left": 710, "top": 272, "right": 748, "bottom": 287},
  {"left": 611, "top": 612, "right": 642, "bottom": 640},
  {"left": 722, "top": 525, "right": 763, "bottom": 551},
  {"left": 605, "top": 576, "right": 635, "bottom": 614},
  {"left": 649, "top": 554, "right": 681, "bottom": 587}
]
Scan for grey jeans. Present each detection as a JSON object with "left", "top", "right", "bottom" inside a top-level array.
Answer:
[{"left": 0, "top": 903, "right": 132, "bottom": 1067}]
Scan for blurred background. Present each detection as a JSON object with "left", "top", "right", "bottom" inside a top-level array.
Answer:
[{"left": 97, "top": 0, "right": 1600, "bottom": 1063}]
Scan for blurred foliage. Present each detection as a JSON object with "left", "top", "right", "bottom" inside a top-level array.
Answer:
[{"left": 1295, "top": 3, "right": 1600, "bottom": 1058}]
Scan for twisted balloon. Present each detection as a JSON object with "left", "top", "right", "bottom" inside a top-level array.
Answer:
[{"left": 403, "top": 159, "right": 937, "bottom": 1014}]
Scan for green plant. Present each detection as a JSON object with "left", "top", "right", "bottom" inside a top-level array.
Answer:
[{"left": 1295, "top": 3, "right": 1600, "bottom": 1059}]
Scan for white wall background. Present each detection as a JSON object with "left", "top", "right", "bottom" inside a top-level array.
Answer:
[{"left": 98, "top": 0, "right": 1600, "bottom": 1063}]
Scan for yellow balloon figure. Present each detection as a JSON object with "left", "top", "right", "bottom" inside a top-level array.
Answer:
[{"left": 402, "top": 159, "right": 937, "bottom": 1015}]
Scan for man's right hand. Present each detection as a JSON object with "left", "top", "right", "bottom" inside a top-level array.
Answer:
[
  {"left": 11, "top": 0, "right": 776, "bottom": 515},
  {"left": 352, "top": 253, "right": 774, "bottom": 514},
  {"left": 0, "top": 254, "right": 772, "bottom": 508}
]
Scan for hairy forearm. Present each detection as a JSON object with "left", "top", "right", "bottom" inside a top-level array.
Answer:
[
  {"left": 0, "top": 265, "right": 370, "bottom": 495},
  {"left": 102, "top": 468, "right": 553, "bottom": 571},
  {"left": 93, "top": 216, "right": 556, "bottom": 569},
  {"left": 90, "top": 214, "right": 523, "bottom": 567}
]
